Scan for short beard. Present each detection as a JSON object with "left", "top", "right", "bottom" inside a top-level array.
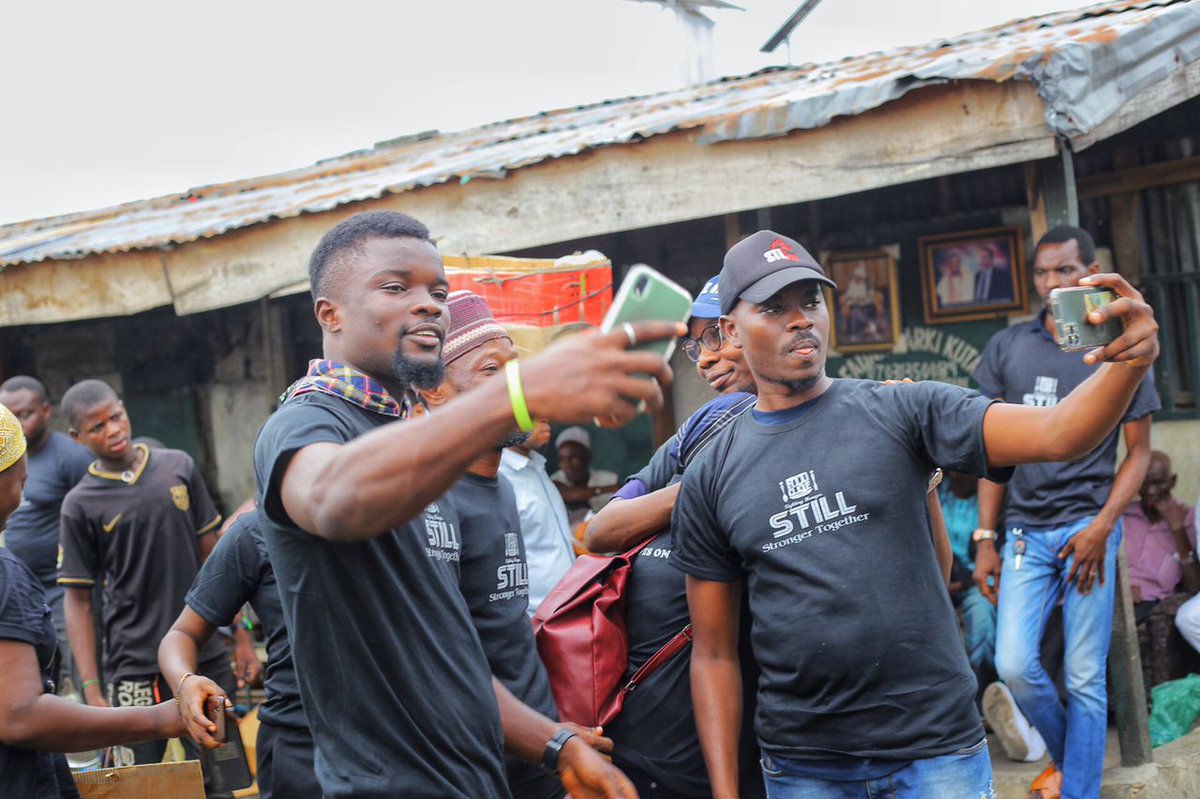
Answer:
[
  {"left": 772, "top": 370, "right": 824, "bottom": 395},
  {"left": 497, "top": 430, "right": 532, "bottom": 451},
  {"left": 392, "top": 351, "right": 446, "bottom": 391}
]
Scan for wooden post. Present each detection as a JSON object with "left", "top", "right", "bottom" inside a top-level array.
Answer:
[
  {"left": 1107, "top": 148, "right": 1143, "bottom": 284},
  {"left": 1110, "top": 543, "right": 1154, "bottom": 767},
  {"left": 1024, "top": 144, "right": 1079, "bottom": 245}
]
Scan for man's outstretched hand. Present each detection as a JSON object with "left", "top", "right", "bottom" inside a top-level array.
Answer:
[
  {"left": 1077, "top": 274, "right": 1159, "bottom": 368},
  {"left": 521, "top": 322, "right": 684, "bottom": 429}
]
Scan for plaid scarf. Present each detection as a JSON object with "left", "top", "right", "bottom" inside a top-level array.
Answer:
[{"left": 280, "top": 359, "right": 413, "bottom": 419}]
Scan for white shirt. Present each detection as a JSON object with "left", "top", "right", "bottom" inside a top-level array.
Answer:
[
  {"left": 499, "top": 448, "right": 578, "bottom": 616},
  {"left": 549, "top": 468, "right": 620, "bottom": 525}
]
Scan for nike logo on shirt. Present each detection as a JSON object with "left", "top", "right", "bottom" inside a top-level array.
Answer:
[{"left": 102, "top": 514, "right": 122, "bottom": 534}]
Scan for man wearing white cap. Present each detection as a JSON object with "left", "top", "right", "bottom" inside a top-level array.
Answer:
[{"left": 551, "top": 427, "right": 619, "bottom": 526}]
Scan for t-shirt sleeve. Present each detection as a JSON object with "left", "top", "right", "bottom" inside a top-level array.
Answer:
[
  {"left": 971, "top": 333, "right": 1006, "bottom": 399},
  {"left": 670, "top": 456, "right": 741, "bottom": 582},
  {"left": 185, "top": 519, "right": 260, "bottom": 627},
  {"left": 893, "top": 382, "right": 1013, "bottom": 484},
  {"left": 1121, "top": 368, "right": 1162, "bottom": 423},
  {"left": 628, "top": 434, "right": 680, "bottom": 493},
  {"left": 61, "top": 444, "right": 94, "bottom": 487},
  {"left": 185, "top": 457, "right": 222, "bottom": 536},
  {"left": 0, "top": 555, "right": 48, "bottom": 646},
  {"left": 57, "top": 496, "right": 97, "bottom": 588},
  {"left": 254, "top": 400, "right": 352, "bottom": 528}
]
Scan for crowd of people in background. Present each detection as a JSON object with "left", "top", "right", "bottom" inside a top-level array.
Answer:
[{"left": 0, "top": 211, "right": 1192, "bottom": 799}]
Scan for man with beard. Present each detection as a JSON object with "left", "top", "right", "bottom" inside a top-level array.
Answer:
[
  {"left": 672, "top": 230, "right": 1160, "bottom": 799},
  {"left": 254, "top": 211, "right": 678, "bottom": 799},
  {"left": 423, "top": 290, "right": 575, "bottom": 799}
]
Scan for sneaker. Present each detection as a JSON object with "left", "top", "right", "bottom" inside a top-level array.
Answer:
[
  {"left": 1027, "top": 762, "right": 1062, "bottom": 799},
  {"left": 982, "top": 681, "right": 1046, "bottom": 762}
]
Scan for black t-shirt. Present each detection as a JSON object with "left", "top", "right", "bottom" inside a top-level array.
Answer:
[
  {"left": 58, "top": 444, "right": 224, "bottom": 681},
  {"left": 254, "top": 392, "right": 508, "bottom": 799},
  {"left": 673, "top": 378, "right": 1012, "bottom": 762},
  {"left": 608, "top": 393, "right": 765, "bottom": 797},
  {"left": 0, "top": 549, "right": 80, "bottom": 799},
  {"left": 3, "top": 432, "right": 91, "bottom": 586},
  {"left": 184, "top": 512, "right": 305, "bottom": 731},
  {"left": 451, "top": 472, "right": 563, "bottom": 799},
  {"left": 973, "top": 314, "right": 1161, "bottom": 527}
]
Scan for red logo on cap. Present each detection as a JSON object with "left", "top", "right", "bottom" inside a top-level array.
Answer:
[{"left": 764, "top": 238, "right": 801, "bottom": 263}]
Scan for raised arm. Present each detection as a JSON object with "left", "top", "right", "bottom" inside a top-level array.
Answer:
[
  {"left": 278, "top": 323, "right": 681, "bottom": 542},
  {"left": 687, "top": 576, "right": 744, "bottom": 799},
  {"left": 983, "top": 273, "right": 1158, "bottom": 468}
]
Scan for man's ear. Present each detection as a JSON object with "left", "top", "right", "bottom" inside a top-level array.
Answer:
[
  {"left": 68, "top": 427, "right": 81, "bottom": 444},
  {"left": 1086, "top": 263, "right": 1102, "bottom": 276},
  {"left": 314, "top": 297, "right": 340, "bottom": 333},
  {"left": 421, "top": 385, "right": 450, "bottom": 408},
  {"left": 719, "top": 314, "right": 742, "bottom": 349}
]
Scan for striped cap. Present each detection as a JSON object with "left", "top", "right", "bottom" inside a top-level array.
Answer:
[
  {"left": 444, "top": 290, "right": 510, "bottom": 365},
  {"left": 0, "top": 404, "right": 27, "bottom": 474}
]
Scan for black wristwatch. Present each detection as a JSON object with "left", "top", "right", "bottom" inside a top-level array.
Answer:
[{"left": 542, "top": 728, "right": 578, "bottom": 775}]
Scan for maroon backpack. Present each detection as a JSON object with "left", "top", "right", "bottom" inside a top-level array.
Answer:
[{"left": 531, "top": 537, "right": 693, "bottom": 727}]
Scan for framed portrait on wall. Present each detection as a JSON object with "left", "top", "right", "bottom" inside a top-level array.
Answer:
[
  {"left": 826, "top": 250, "right": 901, "bottom": 353},
  {"left": 918, "top": 226, "right": 1027, "bottom": 324}
]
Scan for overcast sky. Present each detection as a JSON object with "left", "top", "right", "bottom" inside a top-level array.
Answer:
[{"left": 0, "top": 0, "right": 1088, "bottom": 225}]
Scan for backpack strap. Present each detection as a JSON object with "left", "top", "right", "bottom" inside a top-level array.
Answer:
[{"left": 618, "top": 624, "right": 693, "bottom": 700}]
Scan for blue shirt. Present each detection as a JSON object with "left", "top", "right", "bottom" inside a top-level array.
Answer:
[
  {"left": 973, "top": 312, "right": 1160, "bottom": 528},
  {"left": 3, "top": 432, "right": 91, "bottom": 586},
  {"left": 937, "top": 484, "right": 979, "bottom": 570}
]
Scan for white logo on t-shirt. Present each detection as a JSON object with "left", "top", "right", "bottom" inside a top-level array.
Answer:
[
  {"left": 1023, "top": 376, "right": 1060, "bottom": 407},
  {"left": 423, "top": 505, "right": 460, "bottom": 563},
  {"left": 764, "top": 469, "right": 870, "bottom": 553}
]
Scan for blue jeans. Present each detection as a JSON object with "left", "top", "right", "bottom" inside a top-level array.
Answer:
[
  {"left": 994, "top": 517, "right": 1121, "bottom": 799},
  {"left": 961, "top": 586, "right": 997, "bottom": 673},
  {"left": 760, "top": 740, "right": 994, "bottom": 799}
]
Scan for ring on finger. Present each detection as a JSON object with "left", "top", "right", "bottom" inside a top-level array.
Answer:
[{"left": 621, "top": 322, "right": 637, "bottom": 348}]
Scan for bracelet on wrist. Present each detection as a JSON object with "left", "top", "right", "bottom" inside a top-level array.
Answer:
[
  {"left": 81, "top": 678, "right": 100, "bottom": 690},
  {"left": 971, "top": 528, "right": 999, "bottom": 543},
  {"left": 504, "top": 360, "right": 536, "bottom": 433},
  {"left": 175, "top": 672, "right": 194, "bottom": 701}
]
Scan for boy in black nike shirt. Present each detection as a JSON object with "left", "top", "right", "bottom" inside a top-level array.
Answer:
[{"left": 57, "top": 380, "right": 233, "bottom": 782}]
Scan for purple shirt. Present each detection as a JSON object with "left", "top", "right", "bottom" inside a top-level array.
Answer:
[{"left": 1122, "top": 501, "right": 1197, "bottom": 602}]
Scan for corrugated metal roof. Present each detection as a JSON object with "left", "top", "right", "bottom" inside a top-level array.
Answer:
[{"left": 2, "top": 0, "right": 1197, "bottom": 268}]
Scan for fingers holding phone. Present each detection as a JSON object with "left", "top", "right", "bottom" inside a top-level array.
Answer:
[{"left": 1050, "top": 273, "right": 1159, "bottom": 367}]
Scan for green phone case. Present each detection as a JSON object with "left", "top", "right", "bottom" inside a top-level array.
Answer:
[{"left": 602, "top": 265, "right": 694, "bottom": 362}]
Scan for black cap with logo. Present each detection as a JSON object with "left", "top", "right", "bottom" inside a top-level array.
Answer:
[{"left": 718, "top": 230, "right": 838, "bottom": 315}]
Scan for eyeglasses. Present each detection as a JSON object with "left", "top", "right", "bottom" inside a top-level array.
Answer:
[{"left": 681, "top": 324, "right": 723, "bottom": 362}]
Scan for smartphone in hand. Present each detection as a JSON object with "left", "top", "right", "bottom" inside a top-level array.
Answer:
[
  {"left": 205, "top": 696, "right": 226, "bottom": 743},
  {"left": 1049, "top": 286, "right": 1123, "bottom": 352},
  {"left": 601, "top": 264, "right": 693, "bottom": 363}
]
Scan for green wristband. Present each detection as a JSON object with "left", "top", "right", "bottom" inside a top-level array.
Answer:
[
  {"left": 505, "top": 360, "right": 536, "bottom": 433},
  {"left": 81, "top": 679, "right": 100, "bottom": 689}
]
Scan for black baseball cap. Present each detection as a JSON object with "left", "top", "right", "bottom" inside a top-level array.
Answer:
[{"left": 718, "top": 230, "right": 837, "bottom": 315}]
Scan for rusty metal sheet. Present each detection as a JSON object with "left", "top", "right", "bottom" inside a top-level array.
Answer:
[{"left": 0, "top": 0, "right": 1196, "bottom": 268}]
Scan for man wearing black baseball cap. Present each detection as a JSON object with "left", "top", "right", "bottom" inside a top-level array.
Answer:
[{"left": 671, "top": 229, "right": 1162, "bottom": 798}]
